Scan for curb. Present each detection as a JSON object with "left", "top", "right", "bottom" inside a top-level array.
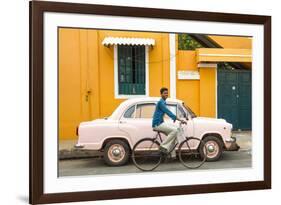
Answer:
[
  {"left": 59, "top": 149, "right": 103, "bottom": 160},
  {"left": 59, "top": 148, "right": 252, "bottom": 160}
]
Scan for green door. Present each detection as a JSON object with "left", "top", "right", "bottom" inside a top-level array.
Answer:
[{"left": 217, "top": 69, "right": 251, "bottom": 130}]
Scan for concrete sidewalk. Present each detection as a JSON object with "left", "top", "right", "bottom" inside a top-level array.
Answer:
[
  {"left": 59, "top": 131, "right": 252, "bottom": 160},
  {"left": 59, "top": 140, "right": 102, "bottom": 160},
  {"left": 232, "top": 131, "right": 252, "bottom": 151}
]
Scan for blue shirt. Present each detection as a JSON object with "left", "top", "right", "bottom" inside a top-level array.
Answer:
[{"left": 152, "top": 98, "right": 177, "bottom": 127}]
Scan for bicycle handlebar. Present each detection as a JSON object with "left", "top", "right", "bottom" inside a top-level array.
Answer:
[
  {"left": 173, "top": 119, "right": 187, "bottom": 125},
  {"left": 179, "top": 120, "right": 187, "bottom": 126}
]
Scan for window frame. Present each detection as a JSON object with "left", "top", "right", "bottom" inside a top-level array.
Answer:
[
  {"left": 121, "top": 102, "right": 188, "bottom": 120},
  {"left": 181, "top": 103, "right": 196, "bottom": 119},
  {"left": 177, "top": 103, "right": 189, "bottom": 119},
  {"left": 122, "top": 104, "right": 137, "bottom": 119},
  {"left": 114, "top": 45, "right": 150, "bottom": 99},
  {"left": 135, "top": 102, "right": 156, "bottom": 119}
]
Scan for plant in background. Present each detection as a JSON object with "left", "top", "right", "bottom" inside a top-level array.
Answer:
[{"left": 178, "top": 34, "right": 203, "bottom": 50}]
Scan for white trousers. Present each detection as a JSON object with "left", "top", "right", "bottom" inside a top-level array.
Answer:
[{"left": 153, "top": 122, "right": 178, "bottom": 152}]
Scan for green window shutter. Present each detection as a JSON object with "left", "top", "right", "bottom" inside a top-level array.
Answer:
[{"left": 118, "top": 45, "right": 146, "bottom": 95}]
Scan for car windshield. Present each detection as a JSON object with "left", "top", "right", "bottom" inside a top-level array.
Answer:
[{"left": 182, "top": 103, "right": 197, "bottom": 118}]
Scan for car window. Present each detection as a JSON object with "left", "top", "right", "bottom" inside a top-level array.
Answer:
[
  {"left": 135, "top": 103, "right": 156, "bottom": 118},
  {"left": 182, "top": 103, "right": 197, "bottom": 118},
  {"left": 164, "top": 104, "right": 177, "bottom": 120},
  {"left": 123, "top": 105, "right": 136, "bottom": 118},
  {"left": 177, "top": 105, "right": 186, "bottom": 118}
]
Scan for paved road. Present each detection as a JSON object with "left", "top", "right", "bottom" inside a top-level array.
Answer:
[{"left": 59, "top": 151, "right": 251, "bottom": 177}]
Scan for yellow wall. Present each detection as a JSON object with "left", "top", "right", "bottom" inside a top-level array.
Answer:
[
  {"left": 176, "top": 50, "right": 216, "bottom": 118},
  {"left": 196, "top": 48, "right": 252, "bottom": 63},
  {"left": 59, "top": 28, "right": 170, "bottom": 140},
  {"left": 176, "top": 50, "right": 200, "bottom": 115},
  {"left": 199, "top": 67, "right": 216, "bottom": 117},
  {"left": 59, "top": 30, "right": 250, "bottom": 140},
  {"left": 59, "top": 29, "right": 87, "bottom": 139},
  {"left": 208, "top": 35, "right": 252, "bottom": 49}
]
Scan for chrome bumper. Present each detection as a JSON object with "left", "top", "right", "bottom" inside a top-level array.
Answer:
[
  {"left": 225, "top": 137, "right": 240, "bottom": 151},
  {"left": 74, "top": 143, "right": 85, "bottom": 149}
]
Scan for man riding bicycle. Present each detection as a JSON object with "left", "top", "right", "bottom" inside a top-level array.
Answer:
[{"left": 152, "top": 87, "right": 187, "bottom": 158}]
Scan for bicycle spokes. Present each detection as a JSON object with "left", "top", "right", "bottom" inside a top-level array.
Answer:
[
  {"left": 132, "top": 138, "right": 162, "bottom": 171},
  {"left": 179, "top": 137, "right": 206, "bottom": 169}
]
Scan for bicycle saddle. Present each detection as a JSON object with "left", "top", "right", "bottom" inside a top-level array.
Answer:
[{"left": 153, "top": 129, "right": 165, "bottom": 134}]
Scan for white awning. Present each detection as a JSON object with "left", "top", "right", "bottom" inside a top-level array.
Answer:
[{"left": 102, "top": 37, "right": 155, "bottom": 47}]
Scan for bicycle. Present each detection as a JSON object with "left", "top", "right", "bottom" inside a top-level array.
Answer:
[{"left": 132, "top": 121, "right": 207, "bottom": 171}]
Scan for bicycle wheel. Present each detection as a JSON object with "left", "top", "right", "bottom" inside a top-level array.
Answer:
[
  {"left": 132, "top": 138, "right": 163, "bottom": 171},
  {"left": 178, "top": 137, "right": 207, "bottom": 169}
]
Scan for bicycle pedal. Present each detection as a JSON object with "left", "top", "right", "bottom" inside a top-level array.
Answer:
[
  {"left": 163, "top": 156, "right": 170, "bottom": 163},
  {"left": 165, "top": 156, "right": 177, "bottom": 163},
  {"left": 159, "top": 146, "right": 169, "bottom": 153}
]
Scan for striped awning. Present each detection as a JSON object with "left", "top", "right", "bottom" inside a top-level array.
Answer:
[{"left": 102, "top": 37, "right": 155, "bottom": 47}]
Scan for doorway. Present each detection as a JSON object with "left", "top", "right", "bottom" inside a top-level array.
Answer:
[{"left": 217, "top": 67, "right": 252, "bottom": 130}]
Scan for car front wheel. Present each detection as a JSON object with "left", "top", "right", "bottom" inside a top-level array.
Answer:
[
  {"left": 103, "top": 139, "right": 130, "bottom": 166},
  {"left": 199, "top": 136, "right": 223, "bottom": 162}
]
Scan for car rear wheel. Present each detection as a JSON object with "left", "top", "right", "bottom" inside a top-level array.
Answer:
[
  {"left": 199, "top": 136, "right": 223, "bottom": 162},
  {"left": 103, "top": 139, "right": 130, "bottom": 166}
]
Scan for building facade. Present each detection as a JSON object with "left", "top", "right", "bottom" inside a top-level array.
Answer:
[{"left": 59, "top": 28, "right": 252, "bottom": 140}]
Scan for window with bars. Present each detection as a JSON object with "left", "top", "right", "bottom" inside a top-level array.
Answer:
[{"left": 118, "top": 45, "right": 146, "bottom": 95}]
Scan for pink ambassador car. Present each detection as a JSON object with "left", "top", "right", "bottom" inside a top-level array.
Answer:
[{"left": 75, "top": 97, "right": 239, "bottom": 166}]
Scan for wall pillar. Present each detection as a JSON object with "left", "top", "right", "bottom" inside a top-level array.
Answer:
[
  {"left": 169, "top": 33, "right": 176, "bottom": 98},
  {"left": 198, "top": 63, "right": 217, "bottom": 117}
]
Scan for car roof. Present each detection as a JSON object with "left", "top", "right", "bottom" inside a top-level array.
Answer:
[
  {"left": 122, "top": 97, "right": 182, "bottom": 104},
  {"left": 109, "top": 97, "right": 183, "bottom": 120}
]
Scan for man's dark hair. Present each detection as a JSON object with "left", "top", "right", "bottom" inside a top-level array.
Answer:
[{"left": 160, "top": 87, "right": 168, "bottom": 94}]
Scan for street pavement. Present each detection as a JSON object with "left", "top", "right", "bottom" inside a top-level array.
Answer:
[
  {"left": 59, "top": 150, "right": 251, "bottom": 177},
  {"left": 59, "top": 131, "right": 252, "bottom": 176}
]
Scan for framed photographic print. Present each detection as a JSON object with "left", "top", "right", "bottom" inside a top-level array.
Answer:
[{"left": 29, "top": 0, "right": 271, "bottom": 204}]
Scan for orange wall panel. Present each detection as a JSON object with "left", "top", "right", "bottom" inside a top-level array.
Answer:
[
  {"left": 176, "top": 50, "right": 200, "bottom": 115},
  {"left": 199, "top": 68, "right": 216, "bottom": 117},
  {"left": 59, "top": 28, "right": 171, "bottom": 139},
  {"left": 59, "top": 29, "right": 84, "bottom": 139},
  {"left": 208, "top": 35, "right": 252, "bottom": 49}
]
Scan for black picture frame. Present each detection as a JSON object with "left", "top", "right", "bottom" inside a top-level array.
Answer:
[{"left": 30, "top": 1, "right": 271, "bottom": 204}]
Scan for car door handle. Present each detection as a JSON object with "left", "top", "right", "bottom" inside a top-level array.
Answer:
[{"left": 119, "top": 121, "right": 127, "bottom": 124}]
